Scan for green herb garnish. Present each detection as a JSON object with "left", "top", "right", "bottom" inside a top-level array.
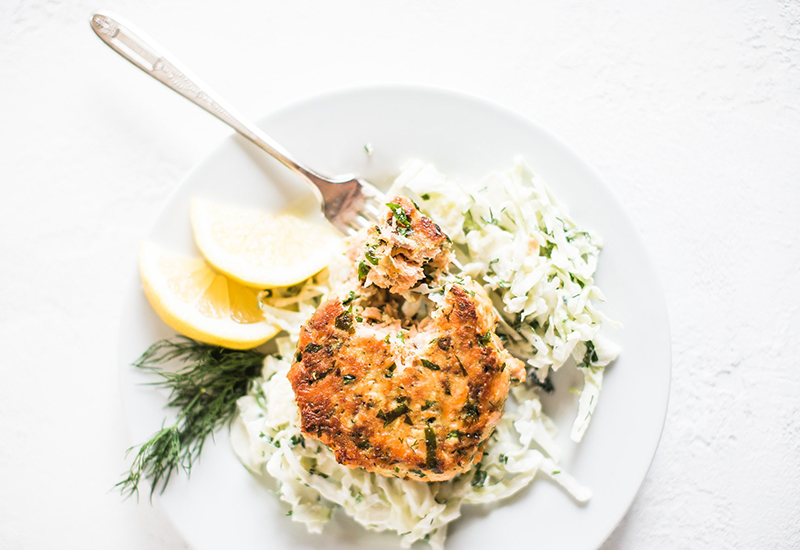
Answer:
[
  {"left": 455, "top": 356, "right": 468, "bottom": 376},
  {"left": 116, "top": 338, "right": 265, "bottom": 500},
  {"left": 421, "top": 359, "right": 440, "bottom": 371},
  {"left": 421, "top": 400, "right": 437, "bottom": 411},
  {"left": 377, "top": 404, "right": 411, "bottom": 426},
  {"left": 569, "top": 272, "right": 586, "bottom": 289},
  {"left": 342, "top": 374, "right": 356, "bottom": 384},
  {"left": 471, "top": 466, "right": 487, "bottom": 487},
  {"left": 386, "top": 202, "right": 412, "bottom": 236},
  {"left": 365, "top": 250, "right": 379, "bottom": 265},
  {"left": 357, "top": 261, "right": 371, "bottom": 280},
  {"left": 304, "top": 343, "right": 323, "bottom": 354},
  {"left": 530, "top": 372, "right": 555, "bottom": 393},
  {"left": 425, "top": 427, "right": 437, "bottom": 469},
  {"left": 579, "top": 340, "right": 599, "bottom": 368},
  {"left": 310, "top": 368, "right": 332, "bottom": 382},
  {"left": 335, "top": 310, "right": 354, "bottom": 332},
  {"left": 342, "top": 290, "right": 358, "bottom": 305},
  {"left": 386, "top": 202, "right": 411, "bottom": 226},
  {"left": 462, "top": 210, "right": 480, "bottom": 234},
  {"left": 461, "top": 401, "right": 480, "bottom": 424}
]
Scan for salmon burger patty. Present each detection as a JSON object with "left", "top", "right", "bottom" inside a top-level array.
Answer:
[{"left": 287, "top": 197, "right": 525, "bottom": 481}]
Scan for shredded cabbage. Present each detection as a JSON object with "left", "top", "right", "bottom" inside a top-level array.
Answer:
[
  {"left": 232, "top": 159, "right": 619, "bottom": 548},
  {"left": 389, "top": 158, "right": 620, "bottom": 441}
]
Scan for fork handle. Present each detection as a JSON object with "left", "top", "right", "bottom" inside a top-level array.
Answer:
[{"left": 90, "top": 13, "right": 341, "bottom": 195}]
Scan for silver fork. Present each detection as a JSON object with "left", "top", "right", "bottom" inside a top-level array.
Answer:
[{"left": 90, "top": 13, "right": 384, "bottom": 235}]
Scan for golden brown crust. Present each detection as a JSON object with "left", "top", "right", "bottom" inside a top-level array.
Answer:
[
  {"left": 288, "top": 196, "right": 526, "bottom": 482},
  {"left": 287, "top": 281, "right": 526, "bottom": 482}
]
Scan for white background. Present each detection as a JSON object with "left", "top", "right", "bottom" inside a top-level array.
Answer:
[{"left": 1, "top": 1, "right": 799, "bottom": 549}]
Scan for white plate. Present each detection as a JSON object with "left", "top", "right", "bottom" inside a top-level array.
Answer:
[{"left": 118, "top": 85, "right": 671, "bottom": 550}]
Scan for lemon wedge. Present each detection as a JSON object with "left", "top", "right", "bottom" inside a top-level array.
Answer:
[
  {"left": 190, "top": 198, "right": 342, "bottom": 288},
  {"left": 139, "top": 241, "right": 280, "bottom": 349}
]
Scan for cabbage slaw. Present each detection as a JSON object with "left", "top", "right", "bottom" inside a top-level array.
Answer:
[{"left": 232, "top": 159, "right": 619, "bottom": 548}]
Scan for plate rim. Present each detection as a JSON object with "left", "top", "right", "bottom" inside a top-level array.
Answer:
[{"left": 117, "top": 83, "right": 672, "bottom": 550}]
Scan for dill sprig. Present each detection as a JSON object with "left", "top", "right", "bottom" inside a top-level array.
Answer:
[{"left": 117, "top": 337, "right": 265, "bottom": 500}]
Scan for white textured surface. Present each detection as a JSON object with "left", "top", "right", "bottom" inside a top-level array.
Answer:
[{"left": 0, "top": 1, "right": 798, "bottom": 549}]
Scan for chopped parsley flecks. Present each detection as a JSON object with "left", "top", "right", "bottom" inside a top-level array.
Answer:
[
  {"left": 377, "top": 404, "right": 411, "bottom": 426},
  {"left": 425, "top": 427, "right": 437, "bottom": 469},
  {"left": 365, "top": 250, "right": 379, "bottom": 265},
  {"left": 531, "top": 372, "right": 555, "bottom": 393},
  {"left": 421, "top": 359, "right": 440, "bottom": 371},
  {"left": 386, "top": 202, "right": 412, "bottom": 236},
  {"left": 579, "top": 340, "right": 599, "bottom": 368},
  {"left": 462, "top": 210, "right": 481, "bottom": 234},
  {"left": 334, "top": 310, "right": 354, "bottom": 332},
  {"left": 471, "top": 466, "right": 487, "bottom": 487},
  {"left": 304, "top": 343, "right": 323, "bottom": 354},
  {"left": 461, "top": 401, "right": 480, "bottom": 424}
]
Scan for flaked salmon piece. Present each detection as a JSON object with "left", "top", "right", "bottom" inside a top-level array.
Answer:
[{"left": 348, "top": 197, "right": 451, "bottom": 295}]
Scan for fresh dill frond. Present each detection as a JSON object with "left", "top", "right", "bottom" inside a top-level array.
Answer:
[{"left": 117, "top": 337, "right": 265, "bottom": 500}]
